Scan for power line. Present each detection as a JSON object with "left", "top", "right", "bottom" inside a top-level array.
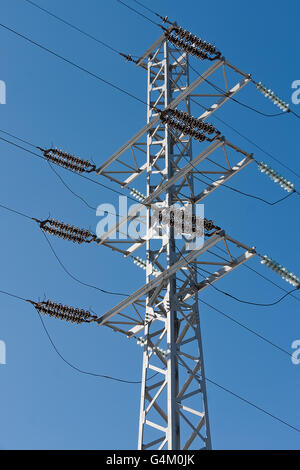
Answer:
[
  {"left": 2, "top": 128, "right": 298, "bottom": 304},
  {"left": 193, "top": 166, "right": 296, "bottom": 206},
  {"left": 47, "top": 157, "right": 134, "bottom": 217},
  {"left": 2, "top": 121, "right": 297, "bottom": 216},
  {"left": 0, "top": 128, "right": 37, "bottom": 148},
  {"left": 2, "top": 5, "right": 300, "bottom": 352},
  {"left": 0, "top": 200, "right": 131, "bottom": 299},
  {"left": 204, "top": 376, "right": 300, "bottom": 434},
  {"left": 1, "top": 282, "right": 299, "bottom": 430},
  {"left": 176, "top": 245, "right": 299, "bottom": 308},
  {"left": 177, "top": 360, "right": 300, "bottom": 435},
  {"left": 0, "top": 203, "right": 148, "bottom": 318},
  {"left": 0, "top": 288, "right": 28, "bottom": 303},
  {"left": 0, "top": 22, "right": 147, "bottom": 106},
  {"left": 203, "top": 77, "right": 286, "bottom": 118},
  {"left": 240, "top": 262, "right": 300, "bottom": 302},
  {"left": 0, "top": 133, "right": 141, "bottom": 205},
  {"left": 171, "top": 73, "right": 300, "bottom": 188},
  {"left": 2, "top": 123, "right": 297, "bottom": 218},
  {"left": 175, "top": 60, "right": 300, "bottom": 186},
  {"left": 290, "top": 109, "right": 300, "bottom": 121},
  {"left": 3, "top": 15, "right": 299, "bottom": 188},
  {"left": 37, "top": 305, "right": 300, "bottom": 432},
  {"left": 198, "top": 297, "right": 294, "bottom": 359},
  {"left": 226, "top": 95, "right": 286, "bottom": 117},
  {"left": 4, "top": 2, "right": 299, "bottom": 444},
  {"left": 47, "top": 161, "right": 97, "bottom": 211},
  {"left": 17, "top": 151, "right": 300, "bottom": 316},
  {"left": 192, "top": 68, "right": 286, "bottom": 118},
  {"left": 38, "top": 313, "right": 157, "bottom": 384},
  {"left": 195, "top": 263, "right": 299, "bottom": 307},
  {"left": 35, "top": 279, "right": 300, "bottom": 431},
  {"left": 2, "top": 129, "right": 298, "bottom": 305},
  {"left": 0, "top": 200, "right": 147, "bottom": 307},
  {"left": 115, "top": 0, "right": 160, "bottom": 27},
  {"left": 47, "top": 160, "right": 127, "bottom": 218},
  {"left": 0, "top": 128, "right": 39, "bottom": 148},
  {"left": 5, "top": 189, "right": 296, "bottom": 419},
  {"left": 213, "top": 245, "right": 300, "bottom": 303},
  {"left": 4, "top": 124, "right": 276, "bottom": 211},
  {"left": 0, "top": 285, "right": 153, "bottom": 383},
  {"left": 42, "top": 231, "right": 128, "bottom": 297},
  {"left": 175, "top": 52, "right": 300, "bottom": 182},
  {"left": 172, "top": 139, "right": 297, "bottom": 207},
  {"left": 132, "top": 0, "right": 168, "bottom": 22},
  {"left": 0, "top": 132, "right": 149, "bottom": 258},
  {"left": 38, "top": 297, "right": 300, "bottom": 433},
  {"left": 190, "top": 98, "right": 300, "bottom": 181},
  {"left": 117, "top": 4, "right": 294, "bottom": 120},
  {"left": 0, "top": 202, "right": 34, "bottom": 221},
  {"left": 21, "top": 0, "right": 298, "bottom": 131},
  {"left": 23, "top": 0, "right": 137, "bottom": 61},
  {"left": 15, "top": 2, "right": 300, "bottom": 129},
  {"left": 0, "top": 282, "right": 156, "bottom": 384},
  {"left": 7, "top": 226, "right": 299, "bottom": 436}
]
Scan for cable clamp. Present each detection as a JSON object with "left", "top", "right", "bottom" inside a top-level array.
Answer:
[{"left": 119, "top": 52, "right": 136, "bottom": 63}]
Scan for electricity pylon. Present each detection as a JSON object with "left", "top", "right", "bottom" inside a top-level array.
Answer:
[
  {"left": 30, "top": 25, "right": 299, "bottom": 449},
  {"left": 94, "top": 28, "right": 258, "bottom": 450},
  {"left": 138, "top": 39, "right": 212, "bottom": 450}
]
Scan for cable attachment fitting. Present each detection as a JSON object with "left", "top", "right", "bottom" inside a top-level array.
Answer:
[
  {"left": 37, "top": 147, "right": 96, "bottom": 174},
  {"left": 204, "top": 218, "right": 221, "bottom": 236},
  {"left": 34, "top": 299, "right": 97, "bottom": 324},
  {"left": 119, "top": 52, "right": 137, "bottom": 63},
  {"left": 38, "top": 218, "right": 97, "bottom": 244}
]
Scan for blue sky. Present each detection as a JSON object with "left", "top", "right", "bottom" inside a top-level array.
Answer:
[{"left": 0, "top": 0, "right": 299, "bottom": 450}]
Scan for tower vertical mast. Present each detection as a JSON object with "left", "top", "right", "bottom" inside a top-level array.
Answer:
[{"left": 138, "top": 36, "right": 211, "bottom": 451}]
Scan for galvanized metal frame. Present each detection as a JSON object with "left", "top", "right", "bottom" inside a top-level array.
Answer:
[
  {"left": 96, "top": 38, "right": 257, "bottom": 450},
  {"left": 96, "top": 55, "right": 252, "bottom": 192}
]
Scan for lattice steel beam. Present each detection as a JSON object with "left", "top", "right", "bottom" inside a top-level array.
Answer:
[{"left": 96, "top": 34, "right": 256, "bottom": 451}]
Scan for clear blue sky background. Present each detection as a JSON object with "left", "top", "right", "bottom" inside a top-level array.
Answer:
[{"left": 0, "top": 0, "right": 299, "bottom": 450}]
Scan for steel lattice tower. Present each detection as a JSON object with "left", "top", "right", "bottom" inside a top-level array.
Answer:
[
  {"left": 4, "top": 9, "right": 298, "bottom": 451},
  {"left": 138, "top": 40, "right": 212, "bottom": 450},
  {"left": 96, "top": 28, "right": 257, "bottom": 450}
]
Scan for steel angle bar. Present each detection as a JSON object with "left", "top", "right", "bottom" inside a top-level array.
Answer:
[
  {"left": 181, "top": 250, "right": 257, "bottom": 302},
  {"left": 136, "top": 27, "right": 173, "bottom": 68},
  {"left": 96, "top": 233, "right": 224, "bottom": 326},
  {"left": 194, "top": 155, "right": 254, "bottom": 202},
  {"left": 97, "top": 139, "right": 223, "bottom": 246},
  {"left": 96, "top": 60, "right": 223, "bottom": 175}
]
